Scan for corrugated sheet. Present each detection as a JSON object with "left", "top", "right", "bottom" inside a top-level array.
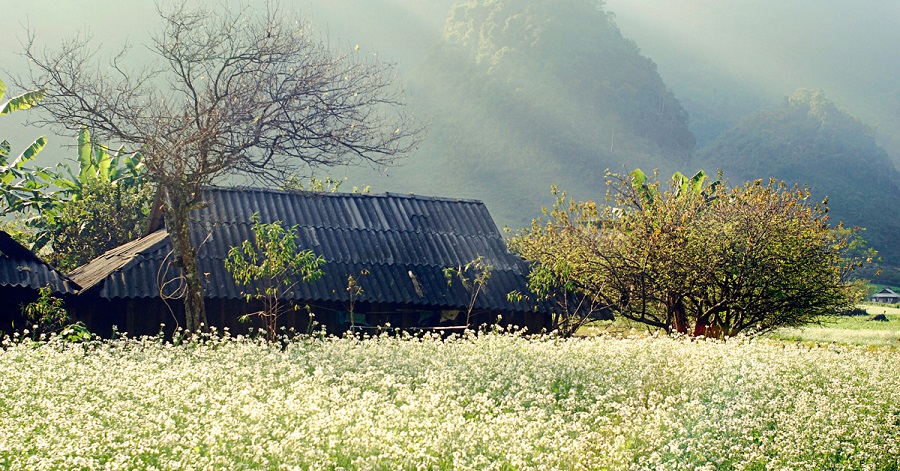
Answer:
[
  {"left": 0, "top": 231, "right": 79, "bottom": 295},
  {"left": 73, "top": 188, "right": 545, "bottom": 314},
  {"left": 69, "top": 230, "right": 170, "bottom": 292}
]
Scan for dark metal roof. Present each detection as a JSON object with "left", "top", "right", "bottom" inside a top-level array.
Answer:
[
  {"left": 0, "top": 231, "right": 79, "bottom": 294},
  {"left": 71, "top": 188, "right": 546, "bottom": 314}
]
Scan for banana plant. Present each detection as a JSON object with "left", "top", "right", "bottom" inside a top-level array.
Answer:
[
  {"left": 630, "top": 168, "right": 721, "bottom": 210},
  {"left": 672, "top": 169, "right": 721, "bottom": 202},
  {"left": 53, "top": 127, "right": 146, "bottom": 196},
  {"left": 629, "top": 168, "right": 660, "bottom": 207},
  {"left": 0, "top": 79, "right": 50, "bottom": 215}
]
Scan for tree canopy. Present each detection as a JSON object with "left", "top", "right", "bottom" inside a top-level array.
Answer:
[{"left": 510, "top": 169, "right": 866, "bottom": 338}]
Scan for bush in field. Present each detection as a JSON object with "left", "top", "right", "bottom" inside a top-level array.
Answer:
[
  {"left": 510, "top": 169, "right": 872, "bottom": 338},
  {"left": 225, "top": 213, "right": 325, "bottom": 341}
]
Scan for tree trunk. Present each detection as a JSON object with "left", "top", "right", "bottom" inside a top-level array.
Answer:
[
  {"left": 668, "top": 292, "right": 689, "bottom": 335},
  {"left": 162, "top": 186, "right": 208, "bottom": 333},
  {"left": 693, "top": 313, "right": 710, "bottom": 337}
]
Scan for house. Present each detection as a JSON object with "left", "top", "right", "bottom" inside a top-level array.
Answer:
[
  {"left": 69, "top": 187, "right": 551, "bottom": 337},
  {"left": 869, "top": 288, "right": 900, "bottom": 304},
  {"left": 0, "top": 231, "right": 80, "bottom": 333}
]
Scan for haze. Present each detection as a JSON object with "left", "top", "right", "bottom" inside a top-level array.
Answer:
[{"left": 2, "top": 0, "right": 897, "bottom": 221}]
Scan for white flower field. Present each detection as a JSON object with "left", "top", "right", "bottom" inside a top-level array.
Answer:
[{"left": 1, "top": 332, "right": 898, "bottom": 470}]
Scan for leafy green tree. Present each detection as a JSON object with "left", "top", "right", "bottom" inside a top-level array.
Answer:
[
  {"left": 225, "top": 214, "right": 325, "bottom": 342},
  {"left": 508, "top": 261, "right": 610, "bottom": 338},
  {"left": 1, "top": 126, "right": 152, "bottom": 271},
  {"left": 510, "top": 169, "right": 866, "bottom": 338},
  {"left": 38, "top": 129, "right": 151, "bottom": 271}
]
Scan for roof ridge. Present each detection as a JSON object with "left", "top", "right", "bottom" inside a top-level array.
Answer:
[
  {"left": 194, "top": 220, "right": 497, "bottom": 236},
  {"left": 202, "top": 185, "right": 486, "bottom": 205}
]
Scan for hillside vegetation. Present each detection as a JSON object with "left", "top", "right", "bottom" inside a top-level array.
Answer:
[
  {"left": 698, "top": 89, "right": 900, "bottom": 279},
  {"left": 345, "top": 0, "right": 695, "bottom": 229}
]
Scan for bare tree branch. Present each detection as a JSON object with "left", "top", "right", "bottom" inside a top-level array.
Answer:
[{"left": 19, "top": 1, "right": 424, "bottom": 331}]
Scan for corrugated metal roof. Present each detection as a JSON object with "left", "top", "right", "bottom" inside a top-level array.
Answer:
[
  {"left": 0, "top": 231, "right": 79, "bottom": 295},
  {"left": 71, "top": 187, "right": 544, "bottom": 314}
]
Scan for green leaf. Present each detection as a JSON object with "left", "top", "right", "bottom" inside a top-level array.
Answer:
[
  {"left": 77, "top": 127, "right": 92, "bottom": 169},
  {"left": 96, "top": 144, "right": 111, "bottom": 182},
  {"left": 19, "top": 136, "right": 47, "bottom": 163},
  {"left": 688, "top": 170, "right": 707, "bottom": 195},
  {"left": 1, "top": 88, "right": 45, "bottom": 115},
  {"left": 0, "top": 79, "right": 6, "bottom": 102},
  {"left": 630, "top": 168, "right": 648, "bottom": 187}
]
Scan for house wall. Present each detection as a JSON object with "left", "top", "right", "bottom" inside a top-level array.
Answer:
[
  {"left": 72, "top": 295, "right": 550, "bottom": 339},
  {"left": 870, "top": 295, "right": 900, "bottom": 304},
  {"left": 0, "top": 288, "right": 41, "bottom": 336}
]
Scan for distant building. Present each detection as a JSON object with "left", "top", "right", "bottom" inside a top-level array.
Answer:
[
  {"left": 0, "top": 231, "right": 80, "bottom": 334},
  {"left": 869, "top": 288, "right": 900, "bottom": 304},
  {"left": 69, "top": 187, "right": 551, "bottom": 337}
]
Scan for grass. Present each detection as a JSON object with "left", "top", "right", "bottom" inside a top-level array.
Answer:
[
  {"left": 1, "top": 331, "right": 899, "bottom": 470},
  {"left": 577, "top": 304, "right": 900, "bottom": 348},
  {"left": 769, "top": 304, "right": 900, "bottom": 347}
]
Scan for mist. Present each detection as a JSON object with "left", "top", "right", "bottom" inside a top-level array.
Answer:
[
  {"left": 604, "top": 0, "right": 900, "bottom": 152},
  {"left": 2, "top": 0, "right": 898, "bottom": 232}
]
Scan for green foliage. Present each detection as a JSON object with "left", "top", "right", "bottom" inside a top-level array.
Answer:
[
  {"left": 19, "top": 286, "right": 91, "bottom": 342},
  {"left": 43, "top": 178, "right": 154, "bottom": 271},
  {"left": 21, "top": 287, "right": 68, "bottom": 331},
  {"left": 0, "top": 79, "right": 44, "bottom": 116},
  {"left": 444, "top": 256, "right": 492, "bottom": 327},
  {"left": 510, "top": 169, "right": 865, "bottom": 338},
  {"left": 1, "top": 127, "right": 152, "bottom": 271},
  {"left": 225, "top": 213, "right": 325, "bottom": 341},
  {"left": 509, "top": 259, "right": 609, "bottom": 337},
  {"left": 0, "top": 78, "right": 49, "bottom": 215}
]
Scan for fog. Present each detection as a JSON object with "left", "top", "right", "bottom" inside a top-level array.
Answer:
[
  {"left": 605, "top": 0, "right": 900, "bottom": 151},
  {"left": 2, "top": 0, "right": 898, "bottom": 214}
]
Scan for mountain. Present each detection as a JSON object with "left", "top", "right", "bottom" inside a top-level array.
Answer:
[
  {"left": 697, "top": 89, "right": 900, "bottom": 279},
  {"left": 340, "top": 0, "right": 695, "bottom": 230},
  {"left": 604, "top": 0, "right": 900, "bottom": 159}
]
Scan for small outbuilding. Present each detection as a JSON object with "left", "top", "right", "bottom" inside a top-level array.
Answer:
[
  {"left": 869, "top": 287, "right": 900, "bottom": 304},
  {"left": 69, "top": 187, "right": 550, "bottom": 337},
  {"left": 0, "top": 231, "right": 80, "bottom": 334}
]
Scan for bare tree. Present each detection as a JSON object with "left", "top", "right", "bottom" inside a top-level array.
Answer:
[{"left": 20, "top": 2, "right": 422, "bottom": 332}]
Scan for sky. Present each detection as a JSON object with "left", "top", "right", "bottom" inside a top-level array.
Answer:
[{"left": 3, "top": 0, "right": 898, "bottom": 168}]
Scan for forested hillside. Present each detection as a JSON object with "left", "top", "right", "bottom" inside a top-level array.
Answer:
[
  {"left": 344, "top": 0, "right": 695, "bottom": 229},
  {"left": 698, "top": 89, "right": 900, "bottom": 278},
  {"left": 606, "top": 0, "right": 900, "bottom": 158}
]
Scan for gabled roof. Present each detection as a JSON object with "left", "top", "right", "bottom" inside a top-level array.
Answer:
[
  {"left": 0, "top": 231, "right": 79, "bottom": 294},
  {"left": 872, "top": 288, "right": 899, "bottom": 297},
  {"left": 70, "top": 187, "right": 544, "bottom": 314}
]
